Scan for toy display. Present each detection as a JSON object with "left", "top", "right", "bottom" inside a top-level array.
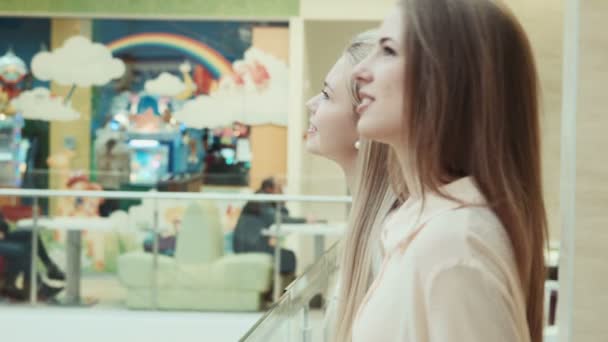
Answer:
[
  {"left": 95, "top": 30, "right": 274, "bottom": 187},
  {"left": 95, "top": 67, "right": 207, "bottom": 186},
  {"left": 0, "top": 49, "right": 28, "bottom": 103},
  {"left": 94, "top": 131, "right": 130, "bottom": 190},
  {"left": 126, "top": 94, "right": 188, "bottom": 184},
  {"left": 0, "top": 50, "right": 30, "bottom": 188},
  {"left": 203, "top": 122, "right": 251, "bottom": 185},
  {"left": 128, "top": 139, "right": 170, "bottom": 185},
  {"left": 0, "top": 114, "right": 28, "bottom": 187}
]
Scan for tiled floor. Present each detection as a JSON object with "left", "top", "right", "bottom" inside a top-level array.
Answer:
[
  {"left": 0, "top": 306, "right": 263, "bottom": 342},
  {"left": 0, "top": 274, "right": 263, "bottom": 342}
]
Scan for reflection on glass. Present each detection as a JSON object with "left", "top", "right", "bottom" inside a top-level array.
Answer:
[{"left": 241, "top": 242, "right": 340, "bottom": 342}]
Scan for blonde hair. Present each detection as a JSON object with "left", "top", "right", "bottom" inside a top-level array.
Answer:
[{"left": 330, "top": 31, "right": 402, "bottom": 342}]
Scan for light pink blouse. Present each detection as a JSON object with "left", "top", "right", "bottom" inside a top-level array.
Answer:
[{"left": 352, "top": 177, "right": 531, "bottom": 342}]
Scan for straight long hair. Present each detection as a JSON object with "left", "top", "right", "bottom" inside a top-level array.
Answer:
[
  {"left": 393, "top": 1, "right": 548, "bottom": 341},
  {"left": 331, "top": 33, "right": 402, "bottom": 342}
]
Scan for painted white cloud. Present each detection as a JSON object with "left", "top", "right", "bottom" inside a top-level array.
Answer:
[
  {"left": 243, "top": 47, "right": 288, "bottom": 86},
  {"left": 176, "top": 47, "right": 288, "bottom": 128},
  {"left": 221, "top": 47, "right": 288, "bottom": 126},
  {"left": 11, "top": 87, "right": 80, "bottom": 121},
  {"left": 144, "top": 72, "right": 186, "bottom": 97},
  {"left": 173, "top": 94, "right": 240, "bottom": 128},
  {"left": 174, "top": 48, "right": 289, "bottom": 128},
  {"left": 238, "top": 86, "right": 288, "bottom": 126},
  {"left": 32, "top": 35, "right": 125, "bottom": 86}
]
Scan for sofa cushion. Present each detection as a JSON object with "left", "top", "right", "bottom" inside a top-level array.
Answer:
[
  {"left": 175, "top": 202, "right": 223, "bottom": 264},
  {"left": 118, "top": 251, "right": 272, "bottom": 292},
  {"left": 125, "top": 288, "right": 263, "bottom": 311},
  {"left": 177, "top": 253, "right": 272, "bottom": 292},
  {"left": 118, "top": 251, "right": 178, "bottom": 288}
]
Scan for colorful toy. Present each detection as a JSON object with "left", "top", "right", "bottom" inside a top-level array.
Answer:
[
  {"left": 0, "top": 114, "right": 26, "bottom": 187},
  {"left": 64, "top": 175, "right": 106, "bottom": 271},
  {"left": 0, "top": 49, "right": 28, "bottom": 100},
  {"left": 128, "top": 139, "right": 170, "bottom": 185}
]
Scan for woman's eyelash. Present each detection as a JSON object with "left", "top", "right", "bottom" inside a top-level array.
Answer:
[
  {"left": 382, "top": 45, "right": 396, "bottom": 56},
  {"left": 322, "top": 90, "right": 330, "bottom": 99}
]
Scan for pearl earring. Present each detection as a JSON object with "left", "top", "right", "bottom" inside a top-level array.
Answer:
[{"left": 354, "top": 140, "right": 360, "bottom": 150}]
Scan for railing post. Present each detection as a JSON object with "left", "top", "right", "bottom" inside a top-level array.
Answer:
[
  {"left": 301, "top": 304, "right": 312, "bottom": 342},
  {"left": 152, "top": 194, "right": 159, "bottom": 309},
  {"left": 29, "top": 196, "right": 39, "bottom": 304},
  {"left": 273, "top": 201, "right": 283, "bottom": 302},
  {"left": 286, "top": 288, "right": 294, "bottom": 342}
]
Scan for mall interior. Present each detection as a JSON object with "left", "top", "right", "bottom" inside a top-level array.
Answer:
[{"left": 0, "top": 0, "right": 606, "bottom": 341}]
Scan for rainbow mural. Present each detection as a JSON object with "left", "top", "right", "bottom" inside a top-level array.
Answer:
[{"left": 107, "top": 32, "right": 233, "bottom": 79}]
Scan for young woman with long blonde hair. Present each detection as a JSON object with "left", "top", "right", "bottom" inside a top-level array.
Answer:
[{"left": 305, "top": 31, "right": 401, "bottom": 337}]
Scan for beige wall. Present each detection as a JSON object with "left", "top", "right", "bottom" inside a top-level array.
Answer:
[
  {"left": 249, "top": 124, "right": 288, "bottom": 189},
  {"left": 300, "top": 0, "right": 395, "bottom": 20},
  {"left": 509, "top": 1, "right": 564, "bottom": 242},
  {"left": 252, "top": 26, "right": 290, "bottom": 64}
]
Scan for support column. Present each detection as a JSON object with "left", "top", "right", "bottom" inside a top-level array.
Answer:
[
  {"left": 567, "top": 0, "right": 608, "bottom": 341},
  {"left": 49, "top": 19, "right": 92, "bottom": 197}
]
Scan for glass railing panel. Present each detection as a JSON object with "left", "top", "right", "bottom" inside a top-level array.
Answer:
[{"left": 240, "top": 242, "right": 340, "bottom": 342}]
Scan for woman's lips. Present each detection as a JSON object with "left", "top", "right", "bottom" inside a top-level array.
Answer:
[
  {"left": 356, "top": 97, "right": 374, "bottom": 115},
  {"left": 307, "top": 123, "right": 318, "bottom": 134}
]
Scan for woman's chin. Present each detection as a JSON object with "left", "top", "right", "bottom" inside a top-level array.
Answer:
[
  {"left": 357, "top": 120, "right": 389, "bottom": 144},
  {"left": 305, "top": 137, "right": 321, "bottom": 155}
]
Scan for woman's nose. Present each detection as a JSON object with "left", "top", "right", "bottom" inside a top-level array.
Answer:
[
  {"left": 305, "top": 94, "right": 320, "bottom": 114},
  {"left": 353, "top": 56, "right": 373, "bottom": 85}
]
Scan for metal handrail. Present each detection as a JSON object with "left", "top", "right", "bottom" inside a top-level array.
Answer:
[{"left": 0, "top": 188, "right": 352, "bottom": 203}]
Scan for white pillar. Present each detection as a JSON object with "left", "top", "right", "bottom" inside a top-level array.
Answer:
[{"left": 558, "top": 0, "right": 579, "bottom": 340}]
